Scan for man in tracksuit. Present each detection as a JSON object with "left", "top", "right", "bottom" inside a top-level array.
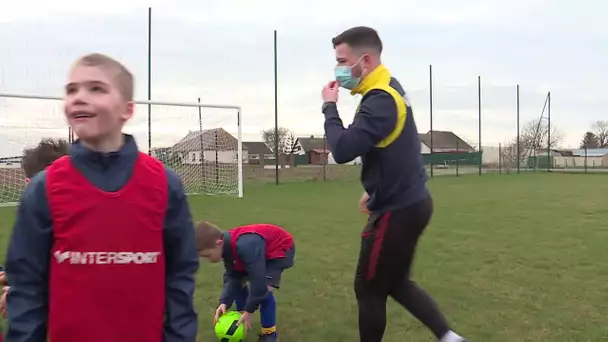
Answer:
[
  {"left": 321, "top": 26, "right": 467, "bottom": 342},
  {"left": 5, "top": 53, "right": 199, "bottom": 342}
]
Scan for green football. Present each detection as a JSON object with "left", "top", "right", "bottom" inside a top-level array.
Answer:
[{"left": 214, "top": 311, "right": 246, "bottom": 341}]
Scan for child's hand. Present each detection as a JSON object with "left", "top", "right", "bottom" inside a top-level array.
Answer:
[
  {"left": 0, "top": 286, "right": 8, "bottom": 318},
  {"left": 237, "top": 311, "right": 252, "bottom": 331},
  {"left": 0, "top": 271, "right": 6, "bottom": 285},
  {"left": 213, "top": 304, "right": 227, "bottom": 324}
]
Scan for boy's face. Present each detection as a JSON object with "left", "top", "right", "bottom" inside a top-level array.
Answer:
[
  {"left": 64, "top": 65, "right": 133, "bottom": 143},
  {"left": 198, "top": 241, "right": 223, "bottom": 263}
]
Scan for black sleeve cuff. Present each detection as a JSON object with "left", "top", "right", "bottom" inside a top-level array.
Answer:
[{"left": 322, "top": 101, "right": 338, "bottom": 115}]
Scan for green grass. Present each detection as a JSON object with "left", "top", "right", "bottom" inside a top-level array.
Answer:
[{"left": 0, "top": 173, "right": 607, "bottom": 341}]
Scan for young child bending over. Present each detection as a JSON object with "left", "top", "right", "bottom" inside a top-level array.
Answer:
[{"left": 196, "top": 222, "right": 295, "bottom": 342}]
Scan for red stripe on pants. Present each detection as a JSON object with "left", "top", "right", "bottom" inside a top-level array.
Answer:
[{"left": 366, "top": 212, "right": 391, "bottom": 281}]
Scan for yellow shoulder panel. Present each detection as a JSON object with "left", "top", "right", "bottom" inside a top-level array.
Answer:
[{"left": 356, "top": 86, "right": 407, "bottom": 148}]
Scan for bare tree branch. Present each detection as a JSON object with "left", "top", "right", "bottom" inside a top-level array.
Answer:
[
  {"left": 499, "top": 119, "right": 563, "bottom": 171},
  {"left": 261, "top": 127, "right": 297, "bottom": 154},
  {"left": 499, "top": 138, "right": 528, "bottom": 171},
  {"left": 593, "top": 120, "right": 608, "bottom": 147},
  {"left": 520, "top": 119, "right": 563, "bottom": 149}
]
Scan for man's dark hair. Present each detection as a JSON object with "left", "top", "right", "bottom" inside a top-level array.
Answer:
[
  {"left": 21, "top": 138, "right": 69, "bottom": 178},
  {"left": 332, "top": 26, "right": 383, "bottom": 54}
]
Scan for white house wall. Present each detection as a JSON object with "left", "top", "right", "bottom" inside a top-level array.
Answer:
[
  {"left": 183, "top": 150, "right": 248, "bottom": 164},
  {"left": 554, "top": 156, "right": 605, "bottom": 168},
  {"left": 420, "top": 143, "right": 431, "bottom": 154}
]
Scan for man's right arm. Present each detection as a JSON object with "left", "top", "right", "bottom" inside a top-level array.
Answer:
[
  {"left": 6, "top": 171, "right": 53, "bottom": 342},
  {"left": 218, "top": 264, "right": 243, "bottom": 308}
]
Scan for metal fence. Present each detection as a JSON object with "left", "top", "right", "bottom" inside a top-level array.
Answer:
[{"left": 1, "top": 8, "right": 604, "bottom": 190}]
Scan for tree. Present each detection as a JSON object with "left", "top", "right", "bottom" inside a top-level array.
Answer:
[
  {"left": 499, "top": 138, "right": 529, "bottom": 171},
  {"left": 592, "top": 120, "right": 608, "bottom": 147},
  {"left": 284, "top": 130, "right": 299, "bottom": 154},
  {"left": 261, "top": 127, "right": 298, "bottom": 154},
  {"left": 519, "top": 118, "right": 563, "bottom": 150},
  {"left": 580, "top": 131, "right": 599, "bottom": 149},
  {"left": 499, "top": 119, "right": 563, "bottom": 171}
]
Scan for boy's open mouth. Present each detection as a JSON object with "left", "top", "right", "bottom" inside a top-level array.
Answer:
[{"left": 72, "top": 112, "right": 96, "bottom": 120}]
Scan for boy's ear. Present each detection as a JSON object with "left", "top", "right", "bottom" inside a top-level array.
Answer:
[
  {"left": 121, "top": 101, "right": 135, "bottom": 121},
  {"left": 216, "top": 239, "right": 223, "bottom": 247}
]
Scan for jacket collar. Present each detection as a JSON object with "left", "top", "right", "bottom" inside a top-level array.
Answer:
[{"left": 351, "top": 64, "right": 391, "bottom": 96}]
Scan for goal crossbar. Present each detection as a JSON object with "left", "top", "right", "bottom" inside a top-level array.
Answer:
[
  {"left": 0, "top": 92, "right": 241, "bottom": 111},
  {"left": 0, "top": 92, "right": 244, "bottom": 199}
]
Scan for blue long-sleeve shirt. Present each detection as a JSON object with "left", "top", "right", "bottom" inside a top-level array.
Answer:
[
  {"left": 323, "top": 65, "right": 428, "bottom": 214},
  {"left": 5, "top": 134, "right": 199, "bottom": 342},
  {"left": 218, "top": 233, "right": 269, "bottom": 313}
]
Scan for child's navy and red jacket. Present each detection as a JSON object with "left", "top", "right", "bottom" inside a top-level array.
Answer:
[
  {"left": 4, "top": 135, "right": 200, "bottom": 342},
  {"left": 219, "top": 224, "right": 293, "bottom": 313}
]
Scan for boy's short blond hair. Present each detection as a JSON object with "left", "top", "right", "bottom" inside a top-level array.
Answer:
[
  {"left": 195, "top": 221, "right": 224, "bottom": 250},
  {"left": 73, "top": 53, "right": 134, "bottom": 101},
  {"left": 21, "top": 138, "right": 69, "bottom": 178}
]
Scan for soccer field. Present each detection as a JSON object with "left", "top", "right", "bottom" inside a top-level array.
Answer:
[{"left": 0, "top": 173, "right": 606, "bottom": 341}]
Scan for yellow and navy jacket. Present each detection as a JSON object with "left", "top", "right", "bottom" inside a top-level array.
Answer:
[{"left": 323, "top": 64, "right": 428, "bottom": 213}]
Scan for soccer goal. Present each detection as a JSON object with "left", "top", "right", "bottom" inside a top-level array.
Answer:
[{"left": 0, "top": 92, "right": 243, "bottom": 207}]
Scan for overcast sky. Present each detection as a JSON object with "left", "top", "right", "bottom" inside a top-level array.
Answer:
[{"left": 0, "top": 0, "right": 606, "bottom": 157}]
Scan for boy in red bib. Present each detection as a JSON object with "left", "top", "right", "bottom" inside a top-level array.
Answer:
[
  {"left": 5, "top": 54, "right": 199, "bottom": 342},
  {"left": 196, "top": 222, "right": 295, "bottom": 342}
]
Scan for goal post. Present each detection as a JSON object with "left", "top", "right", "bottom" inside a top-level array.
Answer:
[{"left": 0, "top": 92, "right": 244, "bottom": 206}]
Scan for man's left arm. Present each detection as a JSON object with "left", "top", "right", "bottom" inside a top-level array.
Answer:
[
  {"left": 323, "top": 90, "right": 398, "bottom": 164},
  {"left": 163, "top": 168, "right": 200, "bottom": 342}
]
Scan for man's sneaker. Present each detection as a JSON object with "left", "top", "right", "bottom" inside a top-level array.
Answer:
[{"left": 440, "top": 331, "right": 468, "bottom": 342}]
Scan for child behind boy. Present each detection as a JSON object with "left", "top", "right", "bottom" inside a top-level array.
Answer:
[
  {"left": 21, "top": 138, "right": 69, "bottom": 183},
  {"left": 196, "top": 222, "right": 295, "bottom": 342},
  {"left": 0, "top": 138, "right": 69, "bottom": 319}
]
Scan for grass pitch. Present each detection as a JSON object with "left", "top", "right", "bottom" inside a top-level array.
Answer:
[{"left": 0, "top": 173, "right": 606, "bottom": 341}]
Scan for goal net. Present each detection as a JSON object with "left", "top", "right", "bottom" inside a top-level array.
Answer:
[
  {"left": 144, "top": 100, "right": 243, "bottom": 198},
  {"left": 0, "top": 93, "right": 243, "bottom": 207}
]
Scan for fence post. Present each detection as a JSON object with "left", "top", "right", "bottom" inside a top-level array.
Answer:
[
  {"left": 197, "top": 97, "right": 205, "bottom": 193},
  {"left": 456, "top": 138, "right": 459, "bottom": 177},
  {"left": 477, "top": 75, "right": 482, "bottom": 176},
  {"left": 547, "top": 91, "right": 551, "bottom": 173},
  {"left": 273, "top": 30, "right": 279, "bottom": 185},
  {"left": 215, "top": 130, "right": 219, "bottom": 186},
  {"left": 516, "top": 84, "right": 520, "bottom": 174},
  {"left": 584, "top": 146, "right": 588, "bottom": 173},
  {"left": 429, "top": 65, "right": 434, "bottom": 178},
  {"left": 499, "top": 143, "right": 502, "bottom": 174}
]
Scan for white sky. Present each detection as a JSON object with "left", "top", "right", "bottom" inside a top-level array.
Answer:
[{"left": 0, "top": 0, "right": 606, "bottom": 157}]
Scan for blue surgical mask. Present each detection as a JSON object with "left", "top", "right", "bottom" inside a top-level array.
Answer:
[
  {"left": 334, "top": 57, "right": 364, "bottom": 90},
  {"left": 335, "top": 66, "right": 360, "bottom": 90}
]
